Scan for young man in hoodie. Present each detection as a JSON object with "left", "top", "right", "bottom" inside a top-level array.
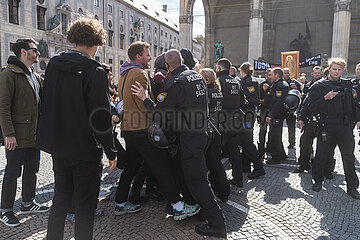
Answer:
[
  {"left": 0, "top": 38, "right": 49, "bottom": 227},
  {"left": 36, "top": 18, "right": 118, "bottom": 240}
]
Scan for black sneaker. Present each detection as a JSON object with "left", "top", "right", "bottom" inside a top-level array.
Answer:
[
  {"left": 19, "top": 202, "right": 50, "bottom": 214},
  {"left": 0, "top": 211, "right": 20, "bottom": 227}
]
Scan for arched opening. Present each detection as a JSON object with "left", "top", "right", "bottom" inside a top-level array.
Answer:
[{"left": 179, "top": 0, "right": 212, "bottom": 66}]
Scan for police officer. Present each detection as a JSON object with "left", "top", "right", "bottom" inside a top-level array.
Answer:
[
  {"left": 200, "top": 68, "right": 230, "bottom": 202},
  {"left": 216, "top": 58, "right": 245, "bottom": 187},
  {"left": 131, "top": 49, "right": 226, "bottom": 238},
  {"left": 265, "top": 68, "right": 290, "bottom": 164},
  {"left": 239, "top": 62, "right": 265, "bottom": 178},
  {"left": 295, "top": 66, "right": 322, "bottom": 173},
  {"left": 307, "top": 58, "right": 360, "bottom": 199},
  {"left": 283, "top": 68, "right": 302, "bottom": 148},
  {"left": 258, "top": 68, "right": 272, "bottom": 159},
  {"left": 351, "top": 63, "right": 360, "bottom": 86}
]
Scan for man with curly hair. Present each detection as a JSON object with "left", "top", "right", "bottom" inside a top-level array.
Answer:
[{"left": 37, "top": 17, "right": 117, "bottom": 239}]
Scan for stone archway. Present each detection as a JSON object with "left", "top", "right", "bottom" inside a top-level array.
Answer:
[
  {"left": 179, "top": 0, "right": 213, "bottom": 67},
  {"left": 179, "top": 0, "right": 264, "bottom": 67}
]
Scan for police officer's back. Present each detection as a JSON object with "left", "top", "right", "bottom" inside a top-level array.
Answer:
[
  {"left": 132, "top": 50, "right": 226, "bottom": 237},
  {"left": 216, "top": 58, "right": 245, "bottom": 187},
  {"left": 307, "top": 58, "right": 360, "bottom": 199}
]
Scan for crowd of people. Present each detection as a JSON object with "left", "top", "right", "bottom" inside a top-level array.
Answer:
[{"left": 1, "top": 16, "right": 360, "bottom": 239}]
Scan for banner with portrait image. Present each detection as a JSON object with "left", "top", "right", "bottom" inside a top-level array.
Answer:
[{"left": 281, "top": 51, "right": 300, "bottom": 79}]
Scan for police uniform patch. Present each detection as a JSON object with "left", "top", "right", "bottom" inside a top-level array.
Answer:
[
  {"left": 157, "top": 92, "right": 167, "bottom": 102},
  {"left": 276, "top": 91, "right": 282, "bottom": 97},
  {"left": 353, "top": 89, "right": 357, "bottom": 99},
  {"left": 248, "top": 86, "right": 255, "bottom": 93}
]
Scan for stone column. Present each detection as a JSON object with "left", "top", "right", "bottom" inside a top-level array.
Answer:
[
  {"left": 248, "top": 0, "right": 264, "bottom": 63},
  {"left": 179, "top": 15, "right": 193, "bottom": 50},
  {"left": 331, "top": 0, "right": 352, "bottom": 61}
]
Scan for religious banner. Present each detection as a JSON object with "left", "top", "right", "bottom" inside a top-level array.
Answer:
[
  {"left": 253, "top": 60, "right": 282, "bottom": 71},
  {"left": 299, "top": 54, "right": 322, "bottom": 68},
  {"left": 281, "top": 51, "right": 300, "bottom": 79}
]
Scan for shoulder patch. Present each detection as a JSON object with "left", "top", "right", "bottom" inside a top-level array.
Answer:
[
  {"left": 276, "top": 91, "right": 282, "bottom": 97},
  {"left": 353, "top": 89, "right": 357, "bottom": 99},
  {"left": 157, "top": 92, "right": 167, "bottom": 102},
  {"left": 248, "top": 86, "right": 255, "bottom": 93}
]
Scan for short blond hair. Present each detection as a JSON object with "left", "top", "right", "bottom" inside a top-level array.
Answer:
[
  {"left": 356, "top": 63, "right": 360, "bottom": 69},
  {"left": 328, "top": 58, "right": 346, "bottom": 69}
]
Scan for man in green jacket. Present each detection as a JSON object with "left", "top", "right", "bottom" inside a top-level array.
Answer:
[{"left": 0, "top": 38, "right": 49, "bottom": 227}]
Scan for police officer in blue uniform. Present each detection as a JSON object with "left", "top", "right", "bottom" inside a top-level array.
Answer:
[
  {"left": 307, "top": 58, "right": 360, "bottom": 199},
  {"left": 131, "top": 50, "right": 226, "bottom": 238},
  {"left": 239, "top": 62, "right": 265, "bottom": 179},
  {"left": 264, "top": 68, "right": 290, "bottom": 164},
  {"left": 216, "top": 58, "right": 245, "bottom": 187}
]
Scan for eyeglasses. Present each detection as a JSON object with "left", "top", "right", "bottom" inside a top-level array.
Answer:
[{"left": 24, "top": 48, "right": 40, "bottom": 54}]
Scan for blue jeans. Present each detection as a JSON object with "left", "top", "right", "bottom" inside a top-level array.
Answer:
[{"left": 1, "top": 147, "right": 40, "bottom": 210}]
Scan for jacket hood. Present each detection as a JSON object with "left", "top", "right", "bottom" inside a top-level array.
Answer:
[
  {"left": 180, "top": 48, "right": 196, "bottom": 69},
  {"left": 7, "top": 56, "right": 32, "bottom": 75},
  {"left": 120, "top": 61, "right": 144, "bottom": 76},
  {"left": 49, "top": 51, "right": 99, "bottom": 73}
]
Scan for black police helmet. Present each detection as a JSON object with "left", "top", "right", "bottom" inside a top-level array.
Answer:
[
  {"left": 148, "top": 124, "right": 169, "bottom": 148},
  {"left": 284, "top": 89, "right": 301, "bottom": 112}
]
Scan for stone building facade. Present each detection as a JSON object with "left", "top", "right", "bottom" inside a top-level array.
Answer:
[
  {"left": 0, "top": 0, "right": 180, "bottom": 79},
  {"left": 180, "top": 0, "right": 359, "bottom": 74}
]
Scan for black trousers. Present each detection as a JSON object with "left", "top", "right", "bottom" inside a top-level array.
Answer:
[
  {"left": 239, "top": 128, "right": 263, "bottom": 171},
  {"left": 258, "top": 109, "right": 270, "bottom": 156},
  {"left": 205, "top": 132, "right": 230, "bottom": 198},
  {"left": 312, "top": 123, "right": 359, "bottom": 190},
  {"left": 223, "top": 131, "right": 243, "bottom": 182},
  {"left": 1, "top": 148, "right": 40, "bottom": 210},
  {"left": 286, "top": 113, "right": 296, "bottom": 147},
  {"left": 298, "top": 122, "right": 336, "bottom": 173},
  {"left": 47, "top": 156, "right": 101, "bottom": 240},
  {"left": 269, "top": 118, "right": 287, "bottom": 161},
  {"left": 180, "top": 132, "right": 225, "bottom": 228},
  {"left": 115, "top": 130, "right": 181, "bottom": 204},
  {"left": 298, "top": 122, "right": 317, "bottom": 169}
]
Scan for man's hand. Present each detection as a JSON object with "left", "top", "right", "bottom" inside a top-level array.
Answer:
[
  {"left": 5, "top": 136, "right": 17, "bottom": 150},
  {"left": 263, "top": 83, "right": 269, "bottom": 91},
  {"left": 266, "top": 116, "right": 271, "bottom": 123},
  {"left": 290, "top": 83, "right": 298, "bottom": 90},
  {"left": 131, "top": 81, "right": 148, "bottom": 101},
  {"left": 324, "top": 90, "right": 338, "bottom": 101},
  {"left": 108, "top": 157, "right": 117, "bottom": 172},
  {"left": 297, "top": 120, "right": 304, "bottom": 129}
]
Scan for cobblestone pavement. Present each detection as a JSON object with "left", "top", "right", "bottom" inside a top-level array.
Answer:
[{"left": 1, "top": 124, "right": 360, "bottom": 240}]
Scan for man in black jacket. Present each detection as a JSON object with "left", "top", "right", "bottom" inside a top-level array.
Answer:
[
  {"left": 37, "top": 18, "right": 117, "bottom": 240},
  {"left": 265, "top": 68, "right": 290, "bottom": 164}
]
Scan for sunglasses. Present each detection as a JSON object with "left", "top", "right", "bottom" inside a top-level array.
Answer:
[{"left": 25, "top": 47, "right": 40, "bottom": 54}]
